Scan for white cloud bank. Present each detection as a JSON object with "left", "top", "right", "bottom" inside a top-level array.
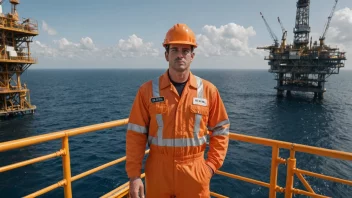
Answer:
[
  {"left": 325, "top": 7, "right": 352, "bottom": 49},
  {"left": 30, "top": 9, "right": 352, "bottom": 69},
  {"left": 105, "top": 34, "right": 159, "bottom": 58},
  {"left": 30, "top": 21, "right": 290, "bottom": 68},
  {"left": 33, "top": 37, "right": 98, "bottom": 59},
  {"left": 32, "top": 35, "right": 159, "bottom": 60},
  {"left": 196, "top": 23, "right": 259, "bottom": 57},
  {"left": 33, "top": 22, "right": 260, "bottom": 61}
]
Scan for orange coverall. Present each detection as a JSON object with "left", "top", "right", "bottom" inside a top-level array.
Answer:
[{"left": 126, "top": 70, "right": 230, "bottom": 197}]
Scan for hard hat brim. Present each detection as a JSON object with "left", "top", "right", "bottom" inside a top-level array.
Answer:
[{"left": 163, "top": 41, "right": 197, "bottom": 48}]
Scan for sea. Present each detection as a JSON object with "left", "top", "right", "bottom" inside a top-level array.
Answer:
[{"left": 0, "top": 69, "right": 351, "bottom": 198}]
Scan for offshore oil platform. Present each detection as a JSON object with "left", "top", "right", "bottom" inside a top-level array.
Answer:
[
  {"left": 0, "top": 0, "right": 38, "bottom": 117},
  {"left": 258, "top": 0, "right": 346, "bottom": 99}
]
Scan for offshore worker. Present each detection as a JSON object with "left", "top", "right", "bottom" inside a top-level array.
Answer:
[{"left": 126, "top": 23, "right": 230, "bottom": 198}]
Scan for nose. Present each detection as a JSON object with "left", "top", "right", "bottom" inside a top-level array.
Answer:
[{"left": 176, "top": 51, "right": 184, "bottom": 58}]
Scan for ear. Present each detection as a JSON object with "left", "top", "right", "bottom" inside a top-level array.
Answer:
[{"left": 165, "top": 51, "right": 169, "bottom": 62}]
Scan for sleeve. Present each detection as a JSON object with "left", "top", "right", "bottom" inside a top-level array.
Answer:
[
  {"left": 125, "top": 87, "right": 150, "bottom": 178},
  {"left": 206, "top": 88, "right": 230, "bottom": 173}
]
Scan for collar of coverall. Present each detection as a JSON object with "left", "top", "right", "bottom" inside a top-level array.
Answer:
[{"left": 159, "top": 69, "right": 198, "bottom": 90}]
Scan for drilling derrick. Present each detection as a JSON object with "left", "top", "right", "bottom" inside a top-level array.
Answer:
[
  {"left": 0, "top": 0, "right": 38, "bottom": 117},
  {"left": 257, "top": 0, "right": 346, "bottom": 99},
  {"left": 293, "top": 0, "right": 310, "bottom": 48}
]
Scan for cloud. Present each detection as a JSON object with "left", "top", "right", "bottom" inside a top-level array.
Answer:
[
  {"left": 32, "top": 35, "right": 159, "bottom": 60},
  {"left": 32, "top": 37, "right": 98, "bottom": 59},
  {"left": 42, "top": 21, "right": 57, "bottom": 36},
  {"left": 32, "top": 41, "right": 57, "bottom": 57},
  {"left": 80, "top": 37, "right": 96, "bottom": 50},
  {"left": 105, "top": 34, "right": 159, "bottom": 57},
  {"left": 324, "top": 7, "right": 352, "bottom": 50},
  {"left": 34, "top": 22, "right": 260, "bottom": 60},
  {"left": 195, "top": 23, "right": 259, "bottom": 57}
]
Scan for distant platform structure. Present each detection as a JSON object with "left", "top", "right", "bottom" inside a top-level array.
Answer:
[
  {"left": 0, "top": 0, "right": 38, "bottom": 117},
  {"left": 257, "top": 0, "right": 346, "bottom": 99}
]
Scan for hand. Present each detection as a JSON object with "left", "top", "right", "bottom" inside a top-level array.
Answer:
[{"left": 129, "top": 177, "right": 145, "bottom": 198}]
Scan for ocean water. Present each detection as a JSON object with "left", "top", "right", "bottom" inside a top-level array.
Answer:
[{"left": 0, "top": 69, "right": 351, "bottom": 198}]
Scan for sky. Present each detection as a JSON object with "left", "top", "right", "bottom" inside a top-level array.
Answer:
[{"left": 2, "top": 0, "right": 352, "bottom": 69}]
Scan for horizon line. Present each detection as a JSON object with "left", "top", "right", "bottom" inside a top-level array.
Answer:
[{"left": 27, "top": 68, "right": 352, "bottom": 71}]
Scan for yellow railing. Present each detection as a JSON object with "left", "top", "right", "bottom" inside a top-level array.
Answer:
[
  {"left": 0, "top": 119, "right": 129, "bottom": 198},
  {"left": 227, "top": 133, "right": 352, "bottom": 198},
  {"left": 0, "top": 118, "right": 351, "bottom": 198},
  {"left": 0, "top": 15, "right": 39, "bottom": 34},
  {"left": 0, "top": 55, "right": 37, "bottom": 63}
]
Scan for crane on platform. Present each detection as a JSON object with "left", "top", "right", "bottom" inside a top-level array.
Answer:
[
  {"left": 277, "top": 17, "right": 287, "bottom": 51},
  {"left": 319, "top": 0, "right": 338, "bottom": 47},
  {"left": 260, "top": 12, "right": 279, "bottom": 47}
]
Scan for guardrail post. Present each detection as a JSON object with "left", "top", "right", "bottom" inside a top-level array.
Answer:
[
  {"left": 285, "top": 149, "right": 296, "bottom": 198},
  {"left": 269, "top": 146, "right": 279, "bottom": 198},
  {"left": 62, "top": 136, "right": 73, "bottom": 198}
]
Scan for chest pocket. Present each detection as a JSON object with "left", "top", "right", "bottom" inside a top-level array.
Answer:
[
  {"left": 148, "top": 102, "right": 168, "bottom": 138},
  {"left": 150, "top": 102, "right": 168, "bottom": 114},
  {"left": 189, "top": 104, "right": 209, "bottom": 137},
  {"left": 190, "top": 104, "right": 209, "bottom": 116}
]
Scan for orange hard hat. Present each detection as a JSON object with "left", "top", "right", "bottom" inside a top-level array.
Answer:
[{"left": 163, "top": 23, "right": 197, "bottom": 48}]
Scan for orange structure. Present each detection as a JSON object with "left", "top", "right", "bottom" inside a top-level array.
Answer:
[
  {"left": 0, "top": 0, "right": 38, "bottom": 117},
  {"left": 0, "top": 118, "right": 351, "bottom": 198}
]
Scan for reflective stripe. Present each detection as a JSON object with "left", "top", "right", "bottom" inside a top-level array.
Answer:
[
  {"left": 195, "top": 76, "right": 204, "bottom": 98},
  {"left": 148, "top": 135, "right": 207, "bottom": 147},
  {"left": 156, "top": 114, "right": 163, "bottom": 144},
  {"left": 194, "top": 76, "right": 203, "bottom": 98},
  {"left": 152, "top": 77, "right": 164, "bottom": 145},
  {"left": 193, "top": 76, "right": 203, "bottom": 139},
  {"left": 194, "top": 114, "right": 202, "bottom": 138},
  {"left": 208, "top": 119, "right": 230, "bottom": 136},
  {"left": 152, "top": 78, "right": 160, "bottom": 97},
  {"left": 212, "top": 127, "right": 229, "bottom": 136},
  {"left": 208, "top": 119, "right": 230, "bottom": 131},
  {"left": 127, "top": 123, "right": 148, "bottom": 134}
]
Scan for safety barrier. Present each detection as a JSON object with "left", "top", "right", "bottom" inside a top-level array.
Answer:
[
  {"left": 0, "top": 16, "right": 38, "bottom": 34},
  {"left": 0, "top": 56, "right": 37, "bottom": 63},
  {"left": 0, "top": 118, "right": 351, "bottom": 198}
]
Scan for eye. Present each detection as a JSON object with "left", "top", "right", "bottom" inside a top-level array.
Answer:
[{"left": 183, "top": 49, "right": 191, "bottom": 54}]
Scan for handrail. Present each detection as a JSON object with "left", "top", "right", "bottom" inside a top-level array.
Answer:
[
  {"left": 0, "top": 15, "right": 39, "bottom": 34},
  {"left": 229, "top": 133, "right": 352, "bottom": 160},
  {"left": 0, "top": 119, "right": 128, "bottom": 152},
  {"left": 228, "top": 133, "right": 352, "bottom": 198},
  {"left": 0, "top": 118, "right": 351, "bottom": 198},
  {"left": 0, "top": 56, "right": 37, "bottom": 62},
  {"left": 0, "top": 119, "right": 129, "bottom": 198}
]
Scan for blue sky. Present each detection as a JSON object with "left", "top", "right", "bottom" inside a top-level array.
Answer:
[{"left": 3, "top": 0, "right": 351, "bottom": 69}]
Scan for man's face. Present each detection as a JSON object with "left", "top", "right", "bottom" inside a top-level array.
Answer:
[{"left": 165, "top": 44, "right": 195, "bottom": 72}]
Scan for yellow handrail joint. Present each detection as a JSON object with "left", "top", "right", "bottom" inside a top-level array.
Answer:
[
  {"left": 277, "top": 157, "right": 286, "bottom": 164},
  {"left": 295, "top": 172, "right": 315, "bottom": 193}
]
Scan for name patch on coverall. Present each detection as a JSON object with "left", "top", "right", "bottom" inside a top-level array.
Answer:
[
  {"left": 193, "top": 98, "right": 207, "bottom": 106},
  {"left": 151, "top": 97, "right": 165, "bottom": 103}
]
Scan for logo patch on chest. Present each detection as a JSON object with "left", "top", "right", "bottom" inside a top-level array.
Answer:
[
  {"left": 193, "top": 98, "right": 207, "bottom": 106},
  {"left": 151, "top": 97, "right": 165, "bottom": 103}
]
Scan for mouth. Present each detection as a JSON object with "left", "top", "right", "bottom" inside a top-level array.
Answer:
[{"left": 175, "top": 60, "right": 185, "bottom": 64}]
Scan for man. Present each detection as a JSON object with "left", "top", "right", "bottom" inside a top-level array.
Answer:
[{"left": 126, "top": 23, "right": 230, "bottom": 198}]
